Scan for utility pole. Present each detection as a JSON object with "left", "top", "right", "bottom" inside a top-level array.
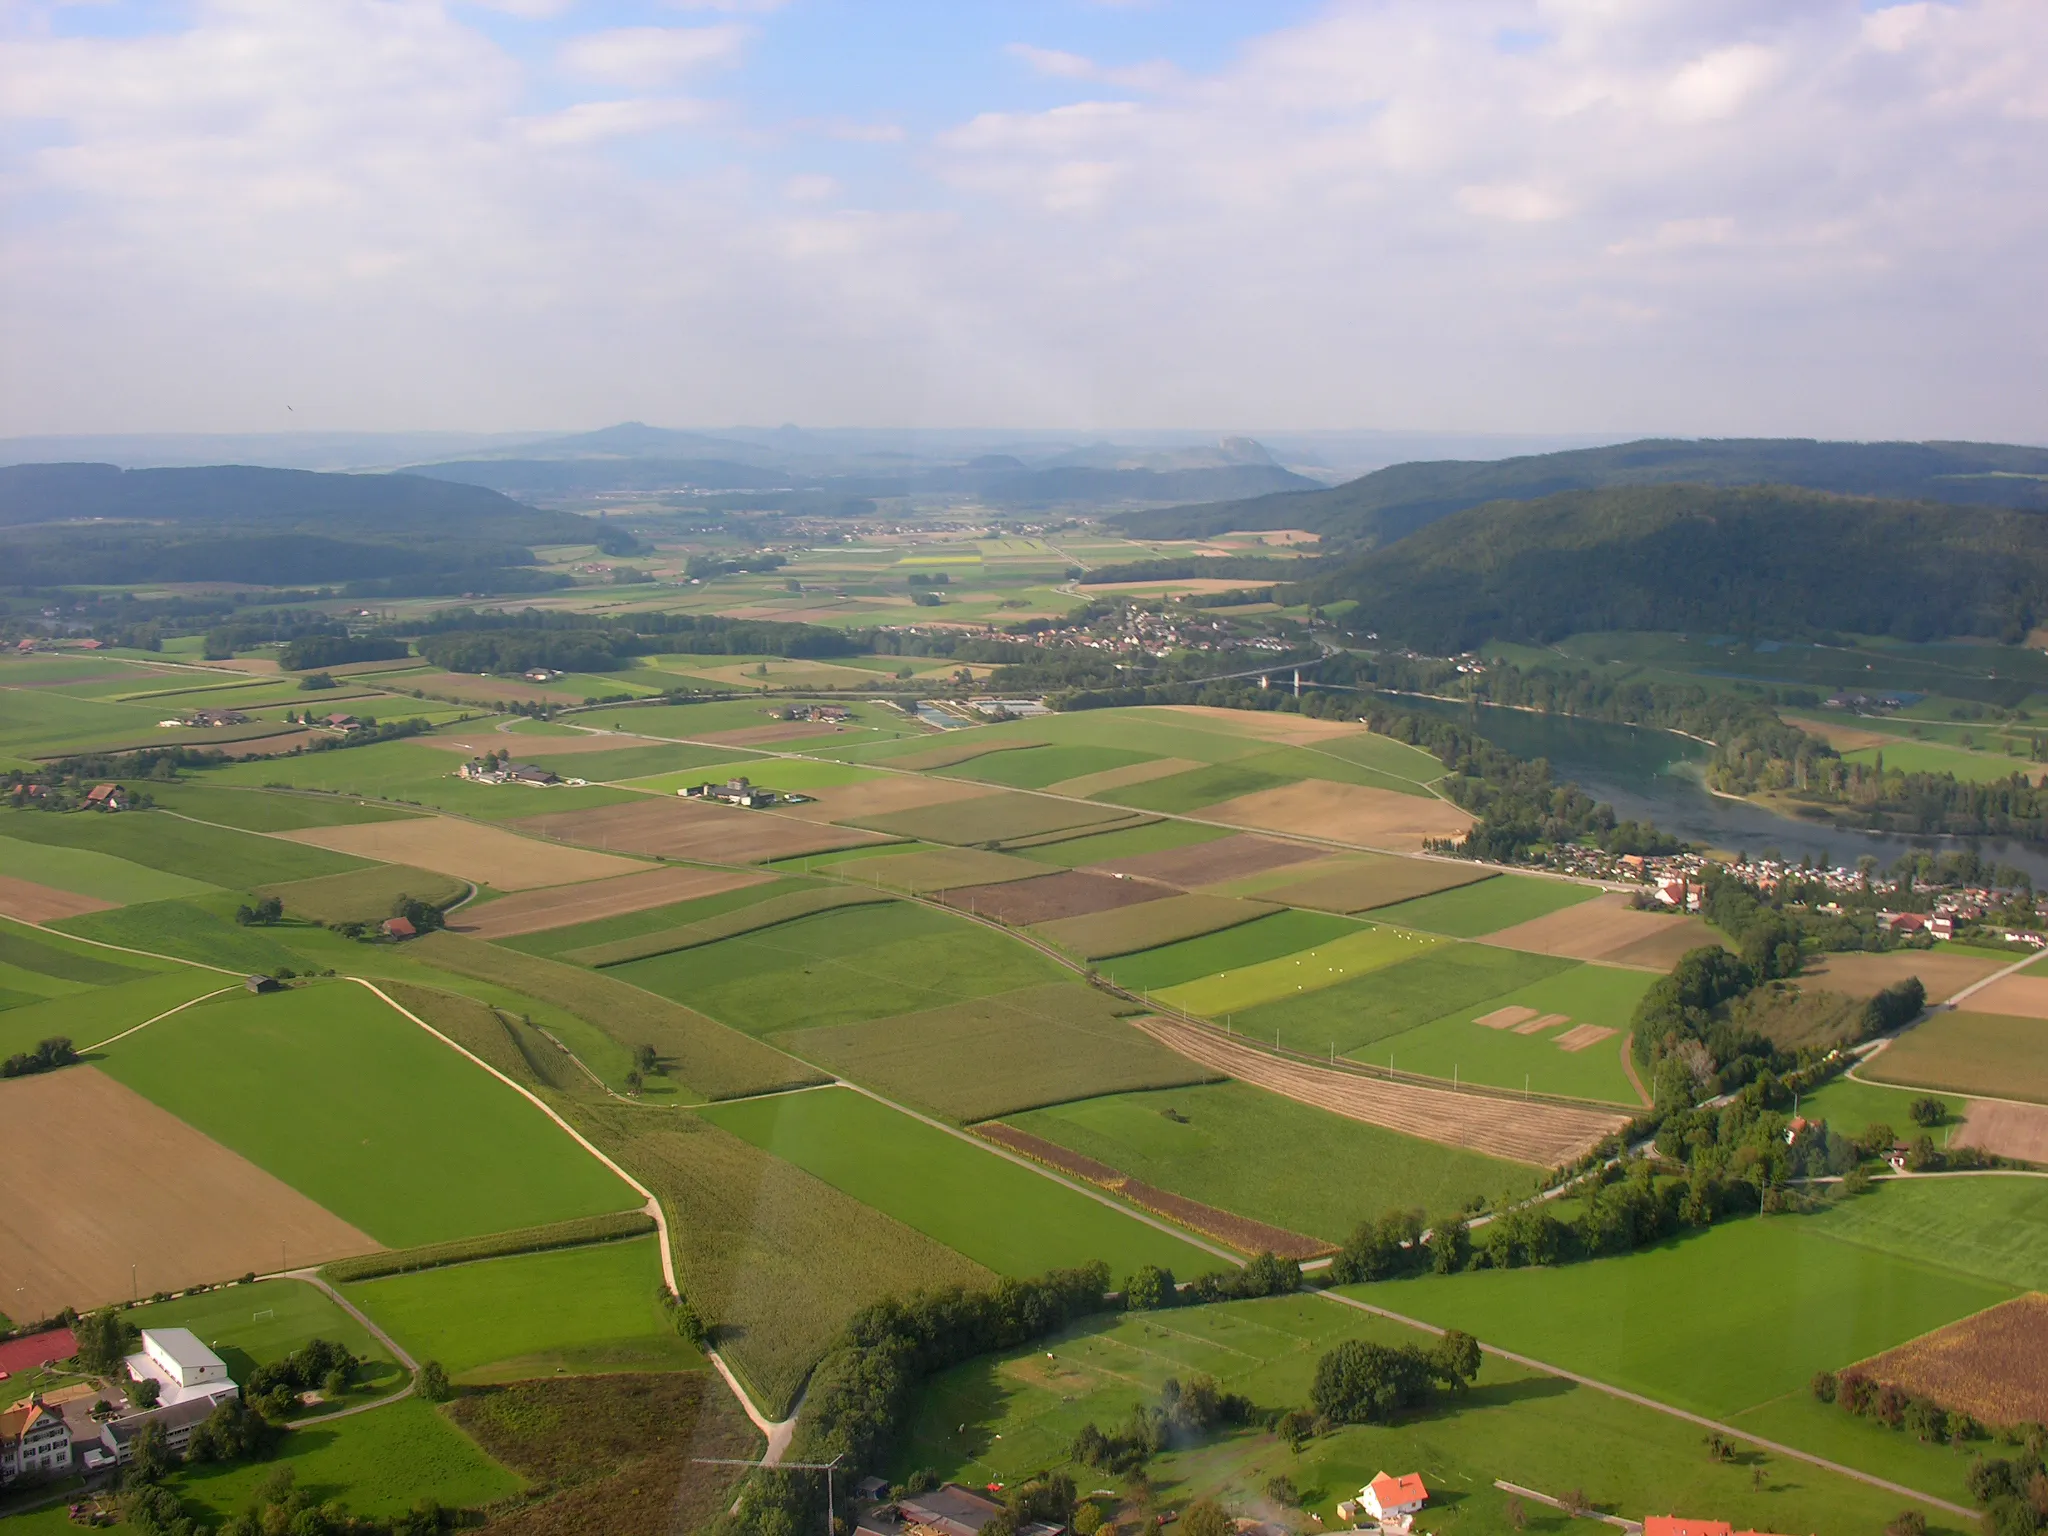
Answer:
[{"left": 693, "top": 1456, "right": 844, "bottom": 1536}]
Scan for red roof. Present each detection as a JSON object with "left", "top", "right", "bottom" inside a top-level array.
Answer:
[
  {"left": 383, "top": 916, "right": 417, "bottom": 938},
  {"left": 1643, "top": 1521, "right": 1733, "bottom": 1536},
  {"left": 0, "top": 1327, "right": 76, "bottom": 1378},
  {"left": 1368, "top": 1472, "right": 1428, "bottom": 1508}
]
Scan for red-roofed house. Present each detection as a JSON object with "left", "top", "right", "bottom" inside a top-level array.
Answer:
[
  {"left": 0, "top": 1397, "right": 74, "bottom": 1482},
  {"left": 1361, "top": 1472, "right": 1428, "bottom": 1524},
  {"left": 382, "top": 916, "right": 417, "bottom": 941},
  {"left": 1643, "top": 1519, "right": 1792, "bottom": 1536},
  {"left": 83, "top": 783, "right": 127, "bottom": 811}
]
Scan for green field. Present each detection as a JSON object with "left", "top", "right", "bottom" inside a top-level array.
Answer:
[
  {"left": 780, "top": 982, "right": 1216, "bottom": 1121},
  {"left": 345, "top": 1235, "right": 701, "bottom": 1382},
  {"left": 0, "top": 832, "right": 217, "bottom": 902},
  {"left": 1841, "top": 740, "right": 2035, "bottom": 783},
  {"left": 1360, "top": 961, "right": 1656, "bottom": 1102},
  {"left": 563, "top": 887, "right": 893, "bottom": 966},
  {"left": 1098, "top": 761, "right": 1298, "bottom": 813},
  {"left": 1010, "top": 1081, "right": 1535, "bottom": 1241},
  {"left": 699, "top": 1087, "right": 1221, "bottom": 1277},
  {"left": 1863, "top": 1010, "right": 2048, "bottom": 1102},
  {"left": 99, "top": 981, "right": 641, "bottom": 1245},
  {"left": 1097, "top": 908, "right": 1360, "bottom": 993},
  {"left": 897, "top": 1294, "right": 1951, "bottom": 1536},
  {"left": 1012, "top": 816, "right": 1228, "bottom": 867},
  {"left": 1, "top": 806, "right": 367, "bottom": 887},
  {"left": 143, "top": 782, "right": 424, "bottom": 831},
  {"left": 1156, "top": 923, "right": 1445, "bottom": 1017},
  {"left": 257, "top": 863, "right": 470, "bottom": 923},
  {"left": 1236, "top": 943, "right": 1573, "bottom": 1058},
  {"left": 610, "top": 900, "right": 1067, "bottom": 1036},
  {"left": 1366, "top": 873, "right": 1600, "bottom": 936},
  {"left": 501, "top": 876, "right": 802, "bottom": 958},
  {"left": 1805, "top": 1174, "right": 2048, "bottom": 1291},
  {"left": 524, "top": 741, "right": 743, "bottom": 784},
  {"left": 57, "top": 894, "right": 324, "bottom": 973},
  {"left": 0, "top": 917, "right": 159, "bottom": 988},
  {"left": 1795, "top": 1074, "right": 1968, "bottom": 1141},
  {"left": 199, "top": 738, "right": 645, "bottom": 823},
  {"left": 1344, "top": 1213, "right": 2013, "bottom": 1424},
  {"left": 852, "top": 791, "right": 1140, "bottom": 846},
  {"left": 129, "top": 1278, "right": 405, "bottom": 1399},
  {"left": 626, "top": 755, "right": 883, "bottom": 795},
  {"left": 944, "top": 743, "right": 1160, "bottom": 789},
  {"left": 0, "top": 965, "right": 228, "bottom": 1058}
]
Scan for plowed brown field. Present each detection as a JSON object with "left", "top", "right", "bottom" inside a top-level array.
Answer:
[
  {"left": 1129, "top": 1014, "right": 1628, "bottom": 1166},
  {"left": 940, "top": 869, "right": 1163, "bottom": 924},
  {"left": 1087, "top": 832, "right": 1322, "bottom": 887},
  {"left": 1261, "top": 858, "right": 1495, "bottom": 914},
  {"left": 696, "top": 721, "right": 848, "bottom": 747},
  {"left": 1952, "top": 972, "right": 2048, "bottom": 1018},
  {"left": 0, "top": 874, "right": 114, "bottom": 923},
  {"left": 1157, "top": 705, "right": 1377, "bottom": 742},
  {"left": 0, "top": 1067, "right": 378, "bottom": 1315},
  {"left": 1950, "top": 1101, "right": 2048, "bottom": 1162},
  {"left": 275, "top": 816, "right": 643, "bottom": 890},
  {"left": 508, "top": 799, "right": 885, "bottom": 863},
  {"left": 1799, "top": 949, "right": 2009, "bottom": 1004},
  {"left": 1856, "top": 1294, "right": 2048, "bottom": 1428},
  {"left": 1201, "top": 780, "right": 1473, "bottom": 852},
  {"left": 1481, "top": 892, "right": 1721, "bottom": 969},
  {"left": 452, "top": 865, "right": 774, "bottom": 939}
]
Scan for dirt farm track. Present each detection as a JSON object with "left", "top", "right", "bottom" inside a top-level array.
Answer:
[
  {"left": 0, "top": 1067, "right": 377, "bottom": 1316},
  {"left": 1130, "top": 1014, "right": 1629, "bottom": 1166}
]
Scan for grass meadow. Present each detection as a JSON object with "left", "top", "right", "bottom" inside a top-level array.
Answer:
[
  {"left": 1009, "top": 1081, "right": 1535, "bottom": 1241},
  {"left": 944, "top": 743, "right": 1159, "bottom": 790},
  {"left": 1365, "top": 873, "right": 1601, "bottom": 936},
  {"left": 2, "top": 806, "right": 367, "bottom": 887},
  {"left": 700, "top": 1087, "right": 1221, "bottom": 1278},
  {"left": 345, "top": 1235, "right": 701, "bottom": 1382},
  {"left": 57, "top": 895, "right": 329, "bottom": 974},
  {"left": 609, "top": 900, "right": 1067, "bottom": 1036},
  {"left": 1806, "top": 1175, "right": 2048, "bottom": 1291},
  {"left": 624, "top": 754, "right": 882, "bottom": 795},
  {"left": 1097, "top": 908, "right": 1360, "bottom": 993},
  {"left": 0, "top": 831, "right": 218, "bottom": 902},
  {"left": 143, "top": 782, "right": 425, "bottom": 831},
  {"left": 1156, "top": 924, "right": 1446, "bottom": 1018},
  {"left": 1099, "top": 762, "right": 1298, "bottom": 813},
  {"left": 1013, "top": 816, "right": 1228, "bottom": 867},
  {"left": 1863, "top": 1010, "right": 2048, "bottom": 1102},
  {"left": 1795, "top": 1074, "right": 1969, "bottom": 1142},
  {"left": 98, "top": 981, "right": 641, "bottom": 1245},
  {"left": 896, "top": 1294, "right": 1951, "bottom": 1536},
  {"left": 0, "top": 965, "right": 228, "bottom": 1059},
  {"left": 258, "top": 863, "right": 470, "bottom": 923},
  {"left": 501, "top": 876, "right": 804, "bottom": 958}
]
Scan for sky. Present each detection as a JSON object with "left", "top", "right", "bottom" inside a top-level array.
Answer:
[{"left": 1, "top": 0, "right": 2044, "bottom": 441}]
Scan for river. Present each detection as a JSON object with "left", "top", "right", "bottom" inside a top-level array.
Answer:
[{"left": 1390, "top": 694, "right": 2048, "bottom": 883}]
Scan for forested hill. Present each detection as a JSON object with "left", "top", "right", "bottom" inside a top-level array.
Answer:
[
  {"left": 1300, "top": 483, "right": 2048, "bottom": 652},
  {"left": 1114, "top": 437, "right": 2048, "bottom": 543},
  {"left": 0, "top": 463, "right": 623, "bottom": 592}
]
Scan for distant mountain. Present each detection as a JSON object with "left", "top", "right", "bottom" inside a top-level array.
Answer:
[
  {"left": 1115, "top": 438, "right": 2048, "bottom": 544},
  {"left": 1304, "top": 483, "right": 2048, "bottom": 652},
  {"left": 465, "top": 422, "right": 784, "bottom": 465},
  {"left": 410, "top": 458, "right": 789, "bottom": 495},
  {"left": 0, "top": 462, "right": 616, "bottom": 590}
]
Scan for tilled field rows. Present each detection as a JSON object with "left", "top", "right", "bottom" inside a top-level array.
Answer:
[{"left": 1130, "top": 1015, "right": 1628, "bottom": 1167}]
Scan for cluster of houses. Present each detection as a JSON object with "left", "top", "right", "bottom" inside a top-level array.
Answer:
[
  {"left": 0, "top": 1328, "right": 239, "bottom": 1484},
  {"left": 848, "top": 1473, "right": 1432, "bottom": 1536},
  {"left": 774, "top": 704, "right": 854, "bottom": 724},
  {"left": 458, "top": 757, "right": 564, "bottom": 787},
  {"left": 681, "top": 775, "right": 780, "bottom": 808},
  {"left": 11, "top": 638, "right": 105, "bottom": 656},
  {"left": 160, "top": 707, "right": 250, "bottom": 729},
  {"left": 1644, "top": 1520, "right": 1792, "bottom": 1536}
]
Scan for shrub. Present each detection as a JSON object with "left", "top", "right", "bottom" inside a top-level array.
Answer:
[
  {"left": 1125, "top": 1265, "right": 1176, "bottom": 1311},
  {"left": 1180, "top": 1500, "right": 1232, "bottom": 1536},
  {"left": 1811, "top": 1369, "right": 1839, "bottom": 1403}
]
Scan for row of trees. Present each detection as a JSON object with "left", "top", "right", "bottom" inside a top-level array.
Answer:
[{"left": 1, "top": 1034, "right": 76, "bottom": 1079}]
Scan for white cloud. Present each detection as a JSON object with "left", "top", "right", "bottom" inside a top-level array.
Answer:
[
  {"left": 1006, "top": 40, "right": 1177, "bottom": 91},
  {"left": 524, "top": 97, "right": 708, "bottom": 146},
  {"left": 783, "top": 173, "right": 839, "bottom": 202},
  {"left": 559, "top": 25, "right": 747, "bottom": 88}
]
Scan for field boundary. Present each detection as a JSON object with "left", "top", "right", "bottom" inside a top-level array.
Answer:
[
  {"left": 84, "top": 984, "right": 240, "bottom": 1051},
  {"left": 320, "top": 1210, "right": 658, "bottom": 1282}
]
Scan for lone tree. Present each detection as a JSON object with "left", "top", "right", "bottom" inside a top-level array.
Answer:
[{"left": 417, "top": 1361, "right": 451, "bottom": 1402}]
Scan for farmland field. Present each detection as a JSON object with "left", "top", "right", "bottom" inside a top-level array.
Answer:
[
  {"left": 56, "top": 894, "right": 327, "bottom": 973},
  {"left": 940, "top": 868, "right": 1163, "bottom": 924},
  {"left": 1155, "top": 923, "right": 1445, "bottom": 1017},
  {"left": 1855, "top": 1292, "right": 2048, "bottom": 1429},
  {"left": 1794, "top": 1074, "right": 1969, "bottom": 1142},
  {"left": 258, "top": 862, "right": 470, "bottom": 923},
  {"left": 1255, "top": 855, "right": 1494, "bottom": 914},
  {"left": 563, "top": 886, "right": 893, "bottom": 965},
  {"left": 848, "top": 790, "right": 1141, "bottom": 845},
  {"left": 784, "top": 981, "right": 1216, "bottom": 1120},
  {"left": 1804, "top": 1175, "right": 2048, "bottom": 1292},
  {"left": 275, "top": 814, "right": 646, "bottom": 890},
  {"left": 1365, "top": 872, "right": 1602, "bottom": 935},
  {"left": 1011, "top": 817, "right": 1229, "bottom": 868},
  {"left": 700, "top": 1087, "right": 1221, "bottom": 1277},
  {"left": 1201, "top": 778, "right": 1474, "bottom": 850},
  {"left": 1083, "top": 831, "right": 1321, "bottom": 887},
  {"left": 1098, "top": 761, "right": 1298, "bottom": 813},
  {"left": 842, "top": 845, "right": 1050, "bottom": 892},
  {"left": 345, "top": 1234, "right": 702, "bottom": 1382},
  {"left": 450, "top": 862, "right": 773, "bottom": 939},
  {"left": 97, "top": 981, "right": 641, "bottom": 1246},
  {"left": 895, "top": 1294, "right": 1940, "bottom": 1536},
  {"left": 1096, "top": 907, "right": 1361, "bottom": 993},
  {"left": 1863, "top": 1009, "right": 2048, "bottom": 1102},
  {"left": 1, "top": 805, "right": 368, "bottom": 887},
  {"left": 1036, "top": 893, "right": 1277, "bottom": 960},
  {"left": 1483, "top": 892, "right": 1722, "bottom": 969},
  {"left": 0, "top": 832, "right": 218, "bottom": 903},
  {"left": 942, "top": 742, "right": 1160, "bottom": 790},
  {"left": 0, "top": 965, "right": 227, "bottom": 1060},
  {"left": 1008, "top": 1080, "right": 1533, "bottom": 1241},
  {"left": 144, "top": 782, "right": 425, "bottom": 831},
  {"left": 498, "top": 875, "right": 804, "bottom": 957},
  {"left": 508, "top": 795, "right": 887, "bottom": 862},
  {"left": 610, "top": 900, "right": 1067, "bottom": 1036},
  {"left": 131, "top": 1277, "right": 404, "bottom": 1396}
]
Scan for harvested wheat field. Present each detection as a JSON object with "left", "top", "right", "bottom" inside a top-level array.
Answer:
[
  {"left": 1201, "top": 780, "right": 1473, "bottom": 853},
  {"left": 1130, "top": 1014, "right": 1627, "bottom": 1166},
  {"left": 453, "top": 865, "right": 775, "bottom": 939},
  {"left": 1158, "top": 705, "right": 1376, "bottom": 743},
  {"left": 419, "top": 730, "right": 645, "bottom": 754},
  {"left": 1950, "top": 1101, "right": 2048, "bottom": 1162},
  {"left": 1481, "top": 893, "right": 1721, "bottom": 969},
  {"left": 1088, "top": 831, "right": 1324, "bottom": 888},
  {"left": 1037, "top": 894, "right": 1277, "bottom": 961},
  {"left": 850, "top": 791, "right": 1140, "bottom": 846},
  {"left": 0, "top": 874, "right": 114, "bottom": 923},
  {"left": 1954, "top": 971, "right": 2048, "bottom": 1019},
  {"left": 940, "top": 869, "right": 1164, "bottom": 925},
  {"left": 1260, "top": 858, "right": 1496, "bottom": 914},
  {"left": 508, "top": 799, "right": 886, "bottom": 863},
  {"left": 695, "top": 721, "right": 849, "bottom": 747},
  {"left": 1049, "top": 757, "right": 1202, "bottom": 798},
  {"left": 0, "top": 1067, "right": 378, "bottom": 1316},
  {"left": 1799, "top": 949, "right": 2010, "bottom": 1004},
  {"left": 844, "top": 847, "right": 1048, "bottom": 894},
  {"left": 973, "top": 1122, "right": 1333, "bottom": 1259},
  {"left": 275, "top": 816, "right": 644, "bottom": 891},
  {"left": 1856, "top": 1294, "right": 2048, "bottom": 1428},
  {"left": 775, "top": 773, "right": 997, "bottom": 824}
]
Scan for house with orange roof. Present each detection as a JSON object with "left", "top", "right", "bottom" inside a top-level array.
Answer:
[
  {"left": 1643, "top": 1519, "right": 1792, "bottom": 1536},
  {"left": 0, "top": 1396, "right": 74, "bottom": 1482},
  {"left": 1359, "top": 1471, "right": 1428, "bottom": 1528}
]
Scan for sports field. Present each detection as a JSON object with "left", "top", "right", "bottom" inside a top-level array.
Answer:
[
  {"left": 702, "top": 1087, "right": 1220, "bottom": 1277},
  {"left": 782, "top": 982, "right": 1216, "bottom": 1121},
  {"left": 1344, "top": 1214, "right": 2014, "bottom": 1423},
  {"left": 131, "top": 1278, "right": 403, "bottom": 1396},
  {"left": 345, "top": 1234, "right": 701, "bottom": 1381},
  {"left": 1008, "top": 1080, "right": 1532, "bottom": 1241},
  {"left": 1097, "top": 907, "right": 1360, "bottom": 993},
  {"left": 610, "top": 900, "right": 1067, "bottom": 1036},
  {"left": 1863, "top": 1009, "right": 2048, "bottom": 1102},
  {"left": 98, "top": 981, "right": 642, "bottom": 1246},
  {"left": 895, "top": 1294, "right": 1939, "bottom": 1536},
  {"left": 1155, "top": 923, "right": 1445, "bottom": 1017},
  {"left": 1366, "top": 872, "right": 1601, "bottom": 936}
]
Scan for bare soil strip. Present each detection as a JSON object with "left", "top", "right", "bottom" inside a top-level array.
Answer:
[
  {"left": 1855, "top": 1294, "right": 2048, "bottom": 1428},
  {"left": 1129, "top": 1015, "right": 1628, "bottom": 1166},
  {"left": 1514, "top": 1012, "right": 1571, "bottom": 1036},
  {"left": 1156, "top": 705, "right": 1379, "bottom": 743},
  {"left": 1956, "top": 972, "right": 2048, "bottom": 1020},
  {"left": 1200, "top": 780, "right": 1474, "bottom": 853},
  {"left": 1476, "top": 1005, "right": 1539, "bottom": 1031},
  {"left": 696, "top": 721, "right": 850, "bottom": 747},
  {"left": 277, "top": 816, "right": 644, "bottom": 891},
  {"left": 1088, "top": 831, "right": 1324, "bottom": 888},
  {"left": 0, "top": 873, "right": 116, "bottom": 923},
  {"left": 1798, "top": 949, "right": 2008, "bottom": 1004},
  {"left": 939, "top": 870, "right": 1164, "bottom": 925},
  {"left": 453, "top": 865, "right": 775, "bottom": 939},
  {"left": 508, "top": 799, "right": 885, "bottom": 863},
  {"left": 972, "top": 1122, "right": 1334, "bottom": 1259},
  {"left": 1950, "top": 1100, "right": 2048, "bottom": 1162},
  {"left": 1480, "top": 892, "right": 1720, "bottom": 968},
  {"left": 1554, "top": 1023, "right": 1617, "bottom": 1052},
  {"left": 1037, "top": 894, "right": 1278, "bottom": 962},
  {"left": 1047, "top": 756, "right": 1203, "bottom": 798},
  {"left": 0, "top": 1067, "right": 378, "bottom": 1316}
]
